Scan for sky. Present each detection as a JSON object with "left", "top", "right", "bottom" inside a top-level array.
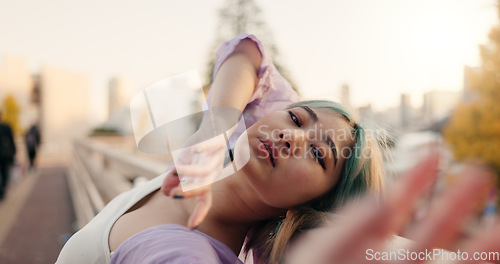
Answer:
[{"left": 0, "top": 0, "right": 498, "bottom": 123}]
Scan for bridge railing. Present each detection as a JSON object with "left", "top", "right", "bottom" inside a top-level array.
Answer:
[{"left": 67, "top": 138, "right": 169, "bottom": 229}]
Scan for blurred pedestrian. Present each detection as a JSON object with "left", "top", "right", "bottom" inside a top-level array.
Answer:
[
  {"left": 24, "top": 124, "right": 40, "bottom": 170},
  {"left": 0, "top": 111, "right": 16, "bottom": 200}
]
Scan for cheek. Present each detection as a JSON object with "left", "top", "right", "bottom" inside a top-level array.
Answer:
[
  {"left": 284, "top": 163, "right": 314, "bottom": 185},
  {"left": 248, "top": 163, "right": 332, "bottom": 209},
  {"left": 276, "top": 163, "right": 328, "bottom": 203}
]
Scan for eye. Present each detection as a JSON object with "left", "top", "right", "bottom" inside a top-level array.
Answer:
[
  {"left": 288, "top": 111, "right": 301, "bottom": 127},
  {"left": 311, "top": 145, "right": 326, "bottom": 170}
]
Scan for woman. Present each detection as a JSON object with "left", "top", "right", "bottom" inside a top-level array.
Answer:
[{"left": 56, "top": 33, "right": 384, "bottom": 264}]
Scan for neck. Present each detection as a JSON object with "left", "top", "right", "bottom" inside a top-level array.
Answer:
[{"left": 197, "top": 169, "right": 285, "bottom": 255}]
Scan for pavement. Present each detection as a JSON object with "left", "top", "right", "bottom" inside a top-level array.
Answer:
[{"left": 0, "top": 159, "right": 75, "bottom": 264}]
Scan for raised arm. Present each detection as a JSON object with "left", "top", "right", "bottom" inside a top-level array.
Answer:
[
  {"left": 161, "top": 37, "right": 263, "bottom": 230},
  {"left": 209, "top": 38, "right": 262, "bottom": 112}
]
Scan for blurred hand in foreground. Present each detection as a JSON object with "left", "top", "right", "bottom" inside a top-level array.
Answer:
[
  {"left": 287, "top": 154, "right": 499, "bottom": 264},
  {"left": 161, "top": 132, "right": 227, "bottom": 230}
]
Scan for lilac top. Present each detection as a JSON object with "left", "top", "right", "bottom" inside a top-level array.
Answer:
[
  {"left": 109, "top": 34, "right": 299, "bottom": 264},
  {"left": 110, "top": 224, "right": 242, "bottom": 264}
]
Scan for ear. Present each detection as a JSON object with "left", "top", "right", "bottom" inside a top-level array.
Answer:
[{"left": 285, "top": 209, "right": 292, "bottom": 218}]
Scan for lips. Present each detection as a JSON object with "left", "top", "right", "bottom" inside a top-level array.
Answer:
[{"left": 258, "top": 138, "right": 278, "bottom": 167}]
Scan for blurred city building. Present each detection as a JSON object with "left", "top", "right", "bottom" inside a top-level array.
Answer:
[
  {"left": 96, "top": 77, "right": 134, "bottom": 136},
  {"left": 340, "top": 84, "right": 353, "bottom": 114},
  {"left": 357, "top": 89, "right": 461, "bottom": 135},
  {"left": 108, "top": 77, "right": 130, "bottom": 118},
  {"left": 400, "top": 93, "right": 412, "bottom": 129},
  {"left": 98, "top": 72, "right": 205, "bottom": 138},
  {"left": 373, "top": 106, "right": 400, "bottom": 129},
  {"left": 0, "top": 56, "right": 92, "bottom": 154},
  {"left": 39, "top": 65, "right": 90, "bottom": 153},
  {"left": 357, "top": 104, "right": 374, "bottom": 125},
  {"left": 422, "top": 90, "right": 461, "bottom": 125},
  {"left": 462, "top": 66, "right": 482, "bottom": 102}
]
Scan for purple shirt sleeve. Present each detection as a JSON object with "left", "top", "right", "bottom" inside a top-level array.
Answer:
[
  {"left": 110, "top": 224, "right": 243, "bottom": 264},
  {"left": 212, "top": 33, "right": 272, "bottom": 103}
]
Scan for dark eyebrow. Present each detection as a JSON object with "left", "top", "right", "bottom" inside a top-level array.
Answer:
[
  {"left": 298, "top": 105, "right": 338, "bottom": 168},
  {"left": 299, "top": 106, "right": 318, "bottom": 122}
]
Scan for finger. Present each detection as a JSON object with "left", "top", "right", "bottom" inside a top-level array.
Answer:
[
  {"left": 169, "top": 177, "right": 215, "bottom": 199},
  {"left": 174, "top": 144, "right": 224, "bottom": 163},
  {"left": 187, "top": 191, "right": 213, "bottom": 230},
  {"left": 296, "top": 153, "right": 440, "bottom": 263},
  {"left": 337, "top": 154, "right": 439, "bottom": 261},
  {"left": 383, "top": 152, "right": 441, "bottom": 234},
  {"left": 195, "top": 136, "right": 226, "bottom": 153},
  {"left": 338, "top": 152, "right": 440, "bottom": 239},
  {"left": 287, "top": 219, "right": 386, "bottom": 264},
  {"left": 453, "top": 223, "right": 500, "bottom": 264},
  {"left": 175, "top": 155, "right": 225, "bottom": 178},
  {"left": 401, "top": 165, "right": 493, "bottom": 264},
  {"left": 171, "top": 143, "right": 223, "bottom": 168},
  {"left": 161, "top": 167, "right": 180, "bottom": 196}
]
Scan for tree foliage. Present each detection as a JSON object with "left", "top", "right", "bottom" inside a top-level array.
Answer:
[
  {"left": 204, "top": 0, "right": 298, "bottom": 93},
  {"left": 1, "top": 94, "right": 21, "bottom": 135},
  {"left": 444, "top": 22, "right": 500, "bottom": 184}
]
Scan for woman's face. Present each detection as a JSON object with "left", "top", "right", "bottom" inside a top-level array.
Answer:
[{"left": 236, "top": 106, "right": 355, "bottom": 209}]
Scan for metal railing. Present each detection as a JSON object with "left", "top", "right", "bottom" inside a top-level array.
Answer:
[{"left": 67, "top": 138, "right": 169, "bottom": 229}]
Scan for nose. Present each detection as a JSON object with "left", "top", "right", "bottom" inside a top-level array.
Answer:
[{"left": 279, "top": 129, "right": 307, "bottom": 154}]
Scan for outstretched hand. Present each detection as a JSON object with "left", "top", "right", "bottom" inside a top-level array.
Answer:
[
  {"left": 287, "top": 154, "right": 499, "bottom": 264},
  {"left": 161, "top": 133, "right": 227, "bottom": 230}
]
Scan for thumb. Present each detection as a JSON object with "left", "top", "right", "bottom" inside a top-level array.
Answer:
[{"left": 161, "top": 167, "right": 180, "bottom": 196}]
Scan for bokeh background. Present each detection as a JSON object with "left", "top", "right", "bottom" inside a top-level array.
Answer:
[{"left": 0, "top": 0, "right": 499, "bottom": 263}]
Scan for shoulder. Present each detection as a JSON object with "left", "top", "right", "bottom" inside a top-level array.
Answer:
[
  {"left": 110, "top": 224, "right": 242, "bottom": 264},
  {"left": 214, "top": 33, "right": 270, "bottom": 79}
]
